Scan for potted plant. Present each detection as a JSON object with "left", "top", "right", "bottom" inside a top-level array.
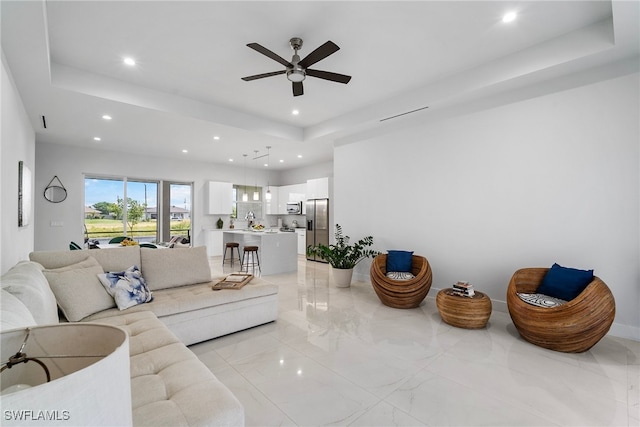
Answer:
[{"left": 307, "top": 224, "right": 380, "bottom": 287}]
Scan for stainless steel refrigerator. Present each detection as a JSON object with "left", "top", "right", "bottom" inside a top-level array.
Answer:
[{"left": 306, "top": 199, "right": 329, "bottom": 262}]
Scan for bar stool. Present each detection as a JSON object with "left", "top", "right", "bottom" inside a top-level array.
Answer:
[
  {"left": 241, "top": 246, "right": 261, "bottom": 273},
  {"left": 223, "top": 242, "right": 241, "bottom": 267}
]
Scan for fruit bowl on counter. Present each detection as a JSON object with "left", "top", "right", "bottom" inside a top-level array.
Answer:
[{"left": 251, "top": 224, "right": 265, "bottom": 232}]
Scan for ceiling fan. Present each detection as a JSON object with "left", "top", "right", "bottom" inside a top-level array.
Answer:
[{"left": 241, "top": 37, "right": 351, "bottom": 97}]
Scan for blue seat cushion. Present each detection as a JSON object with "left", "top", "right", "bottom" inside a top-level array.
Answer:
[
  {"left": 386, "top": 250, "right": 414, "bottom": 273},
  {"left": 536, "top": 263, "right": 594, "bottom": 301}
]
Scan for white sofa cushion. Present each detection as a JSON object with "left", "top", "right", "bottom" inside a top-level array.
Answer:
[
  {"left": 84, "top": 277, "right": 278, "bottom": 320},
  {"left": 0, "top": 289, "right": 37, "bottom": 330},
  {"left": 30, "top": 246, "right": 141, "bottom": 272},
  {"left": 0, "top": 261, "right": 58, "bottom": 325},
  {"left": 140, "top": 246, "right": 212, "bottom": 291},
  {"left": 91, "top": 311, "right": 244, "bottom": 426},
  {"left": 43, "top": 257, "right": 116, "bottom": 321}
]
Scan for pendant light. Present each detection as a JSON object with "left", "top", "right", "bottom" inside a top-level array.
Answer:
[
  {"left": 265, "top": 146, "right": 272, "bottom": 200},
  {"left": 242, "top": 154, "right": 248, "bottom": 202},
  {"left": 253, "top": 150, "right": 260, "bottom": 201}
]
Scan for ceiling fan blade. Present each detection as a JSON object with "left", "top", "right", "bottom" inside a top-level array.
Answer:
[
  {"left": 246, "top": 43, "right": 293, "bottom": 67},
  {"left": 298, "top": 41, "right": 340, "bottom": 68},
  {"left": 241, "top": 70, "right": 286, "bottom": 81},
  {"left": 292, "top": 81, "right": 303, "bottom": 97},
  {"left": 306, "top": 69, "right": 352, "bottom": 84}
]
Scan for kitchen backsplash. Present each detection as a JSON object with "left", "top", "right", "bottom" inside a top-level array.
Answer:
[{"left": 265, "top": 214, "right": 306, "bottom": 228}]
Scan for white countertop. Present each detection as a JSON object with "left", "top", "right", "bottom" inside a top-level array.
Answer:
[{"left": 224, "top": 229, "right": 295, "bottom": 235}]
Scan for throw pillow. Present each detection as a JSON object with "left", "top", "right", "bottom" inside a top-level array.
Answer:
[
  {"left": 386, "top": 271, "right": 415, "bottom": 281},
  {"left": 140, "top": 246, "right": 212, "bottom": 291},
  {"left": 43, "top": 257, "right": 116, "bottom": 321},
  {"left": 386, "top": 250, "right": 414, "bottom": 273},
  {"left": 517, "top": 292, "right": 567, "bottom": 308},
  {"left": 97, "top": 265, "right": 153, "bottom": 310},
  {"left": 536, "top": 263, "right": 594, "bottom": 301}
]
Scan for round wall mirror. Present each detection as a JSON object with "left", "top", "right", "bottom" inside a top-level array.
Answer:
[
  {"left": 44, "top": 185, "right": 67, "bottom": 203},
  {"left": 44, "top": 176, "right": 67, "bottom": 203}
]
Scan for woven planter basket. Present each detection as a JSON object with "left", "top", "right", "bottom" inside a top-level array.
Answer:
[
  {"left": 506, "top": 267, "right": 615, "bottom": 353},
  {"left": 370, "top": 254, "right": 432, "bottom": 309}
]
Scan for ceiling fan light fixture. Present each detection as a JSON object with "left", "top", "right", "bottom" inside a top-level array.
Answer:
[
  {"left": 242, "top": 38, "right": 350, "bottom": 96},
  {"left": 287, "top": 69, "right": 305, "bottom": 82}
]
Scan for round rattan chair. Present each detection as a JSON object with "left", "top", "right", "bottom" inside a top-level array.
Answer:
[
  {"left": 506, "top": 267, "right": 615, "bottom": 353},
  {"left": 370, "top": 254, "right": 432, "bottom": 309}
]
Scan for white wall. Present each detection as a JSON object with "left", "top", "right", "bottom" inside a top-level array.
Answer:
[
  {"left": 335, "top": 73, "right": 639, "bottom": 340},
  {"left": 34, "top": 143, "right": 279, "bottom": 251},
  {"left": 1, "top": 52, "right": 35, "bottom": 274},
  {"left": 279, "top": 160, "right": 333, "bottom": 185}
]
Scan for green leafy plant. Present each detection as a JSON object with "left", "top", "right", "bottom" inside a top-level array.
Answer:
[{"left": 307, "top": 224, "right": 380, "bottom": 269}]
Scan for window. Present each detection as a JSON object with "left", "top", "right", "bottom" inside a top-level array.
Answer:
[
  {"left": 127, "top": 179, "right": 159, "bottom": 241},
  {"left": 168, "top": 183, "right": 192, "bottom": 240},
  {"left": 84, "top": 176, "right": 192, "bottom": 245},
  {"left": 232, "top": 185, "right": 262, "bottom": 220}
]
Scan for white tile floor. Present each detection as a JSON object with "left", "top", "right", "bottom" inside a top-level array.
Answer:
[{"left": 191, "top": 256, "right": 640, "bottom": 426}]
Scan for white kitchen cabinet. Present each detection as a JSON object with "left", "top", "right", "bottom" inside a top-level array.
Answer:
[
  {"left": 288, "top": 183, "right": 306, "bottom": 203},
  {"left": 306, "top": 177, "right": 329, "bottom": 199},
  {"left": 295, "top": 228, "right": 306, "bottom": 255},
  {"left": 207, "top": 181, "right": 232, "bottom": 215},
  {"left": 288, "top": 183, "right": 306, "bottom": 214},
  {"left": 204, "top": 229, "right": 224, "bottom": 256},
  {"left": 275, "top": 184, "right": 306, "bottom": 214},
  {"left": 264, "top": 186, "right": 279, "bottom": 215},
  {"left": 277, "top": 186, "right": 288, "bottom": 214}
]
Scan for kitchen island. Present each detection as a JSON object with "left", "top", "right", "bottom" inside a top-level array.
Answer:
[{"left": 223, "top": 230, "right": 297, "bottom": 275}]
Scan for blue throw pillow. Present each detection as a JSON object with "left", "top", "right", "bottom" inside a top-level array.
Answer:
[
  {"left": 97, "top": 265, "right": 153, "bottom": 310},
  {"left": 536, "top": 263, "right": 594, "bottom": 301},
  {"left": 386, "top": 250, "right": 414, "bottom": 273}
]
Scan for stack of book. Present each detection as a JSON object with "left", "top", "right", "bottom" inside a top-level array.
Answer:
[{"left": 452, "top": 281, "right": 475, "bottom": 297}]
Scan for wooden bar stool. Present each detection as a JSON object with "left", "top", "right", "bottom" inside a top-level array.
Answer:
[
  {"left": 223, "top": 242, "right": 241, "bottom": 267},
  {"left": 241, "top": 246, "right": 261, "bottom": 273}
]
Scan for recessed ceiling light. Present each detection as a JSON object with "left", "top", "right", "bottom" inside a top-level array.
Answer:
[
  {"left": 123, "top": 57, "right": 136, "bottom": 66},
  {"left": 292, "top": 109, "right": 299, "bottom": 115},
  {"left": 279, "top": 159, "right": 284, "bottom": 163},
  {"left": 297, "top": 154, "right": 303, "bottom": 158},
  {"left": 264, "top": 163, "right": 268, "bottom": 167},
  {"left": 213, "top": 136, "right": 220, "bottom": 140},
  {"left": 102, "top": 115, "right": 112, "bottom": 120},
  {"left": 502, "top": 11, "right": 517, "bottom": 23},
  {"left": 93, "top": 137, "right": 101, "bottom": 141},
  {"left": 182, "top": 149, "right": 188, "bottom": 153},
  {"left": 228, "top": 158, "right": 234, "bottom": 162}
]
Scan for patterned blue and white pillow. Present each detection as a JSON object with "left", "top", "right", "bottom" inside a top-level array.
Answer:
[
  {"left": 97, "top": 265, "right": 153, "bottom": 310},
  {"left": 386, "top": 271, "right": 415, "bottom": 281},
  {"left": 517, "top": 293, "right": 567, "bottom": 308}
]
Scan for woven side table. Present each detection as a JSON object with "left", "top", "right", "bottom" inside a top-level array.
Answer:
[{"left": 436, "top": 288, "right": 492, "bottom": 329}]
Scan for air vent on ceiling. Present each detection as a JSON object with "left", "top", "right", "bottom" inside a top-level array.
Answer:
[{"left": 380, "top": 106, "right": 429, "bottom": 122}]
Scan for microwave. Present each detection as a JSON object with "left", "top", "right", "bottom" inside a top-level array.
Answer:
[{"left": 286, "top": 202, "right": 302, "bottom": 214}]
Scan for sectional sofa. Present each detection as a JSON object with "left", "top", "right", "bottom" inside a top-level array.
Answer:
[{"left": 1, "top": 245, "right": 280, "bottom": 426}]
